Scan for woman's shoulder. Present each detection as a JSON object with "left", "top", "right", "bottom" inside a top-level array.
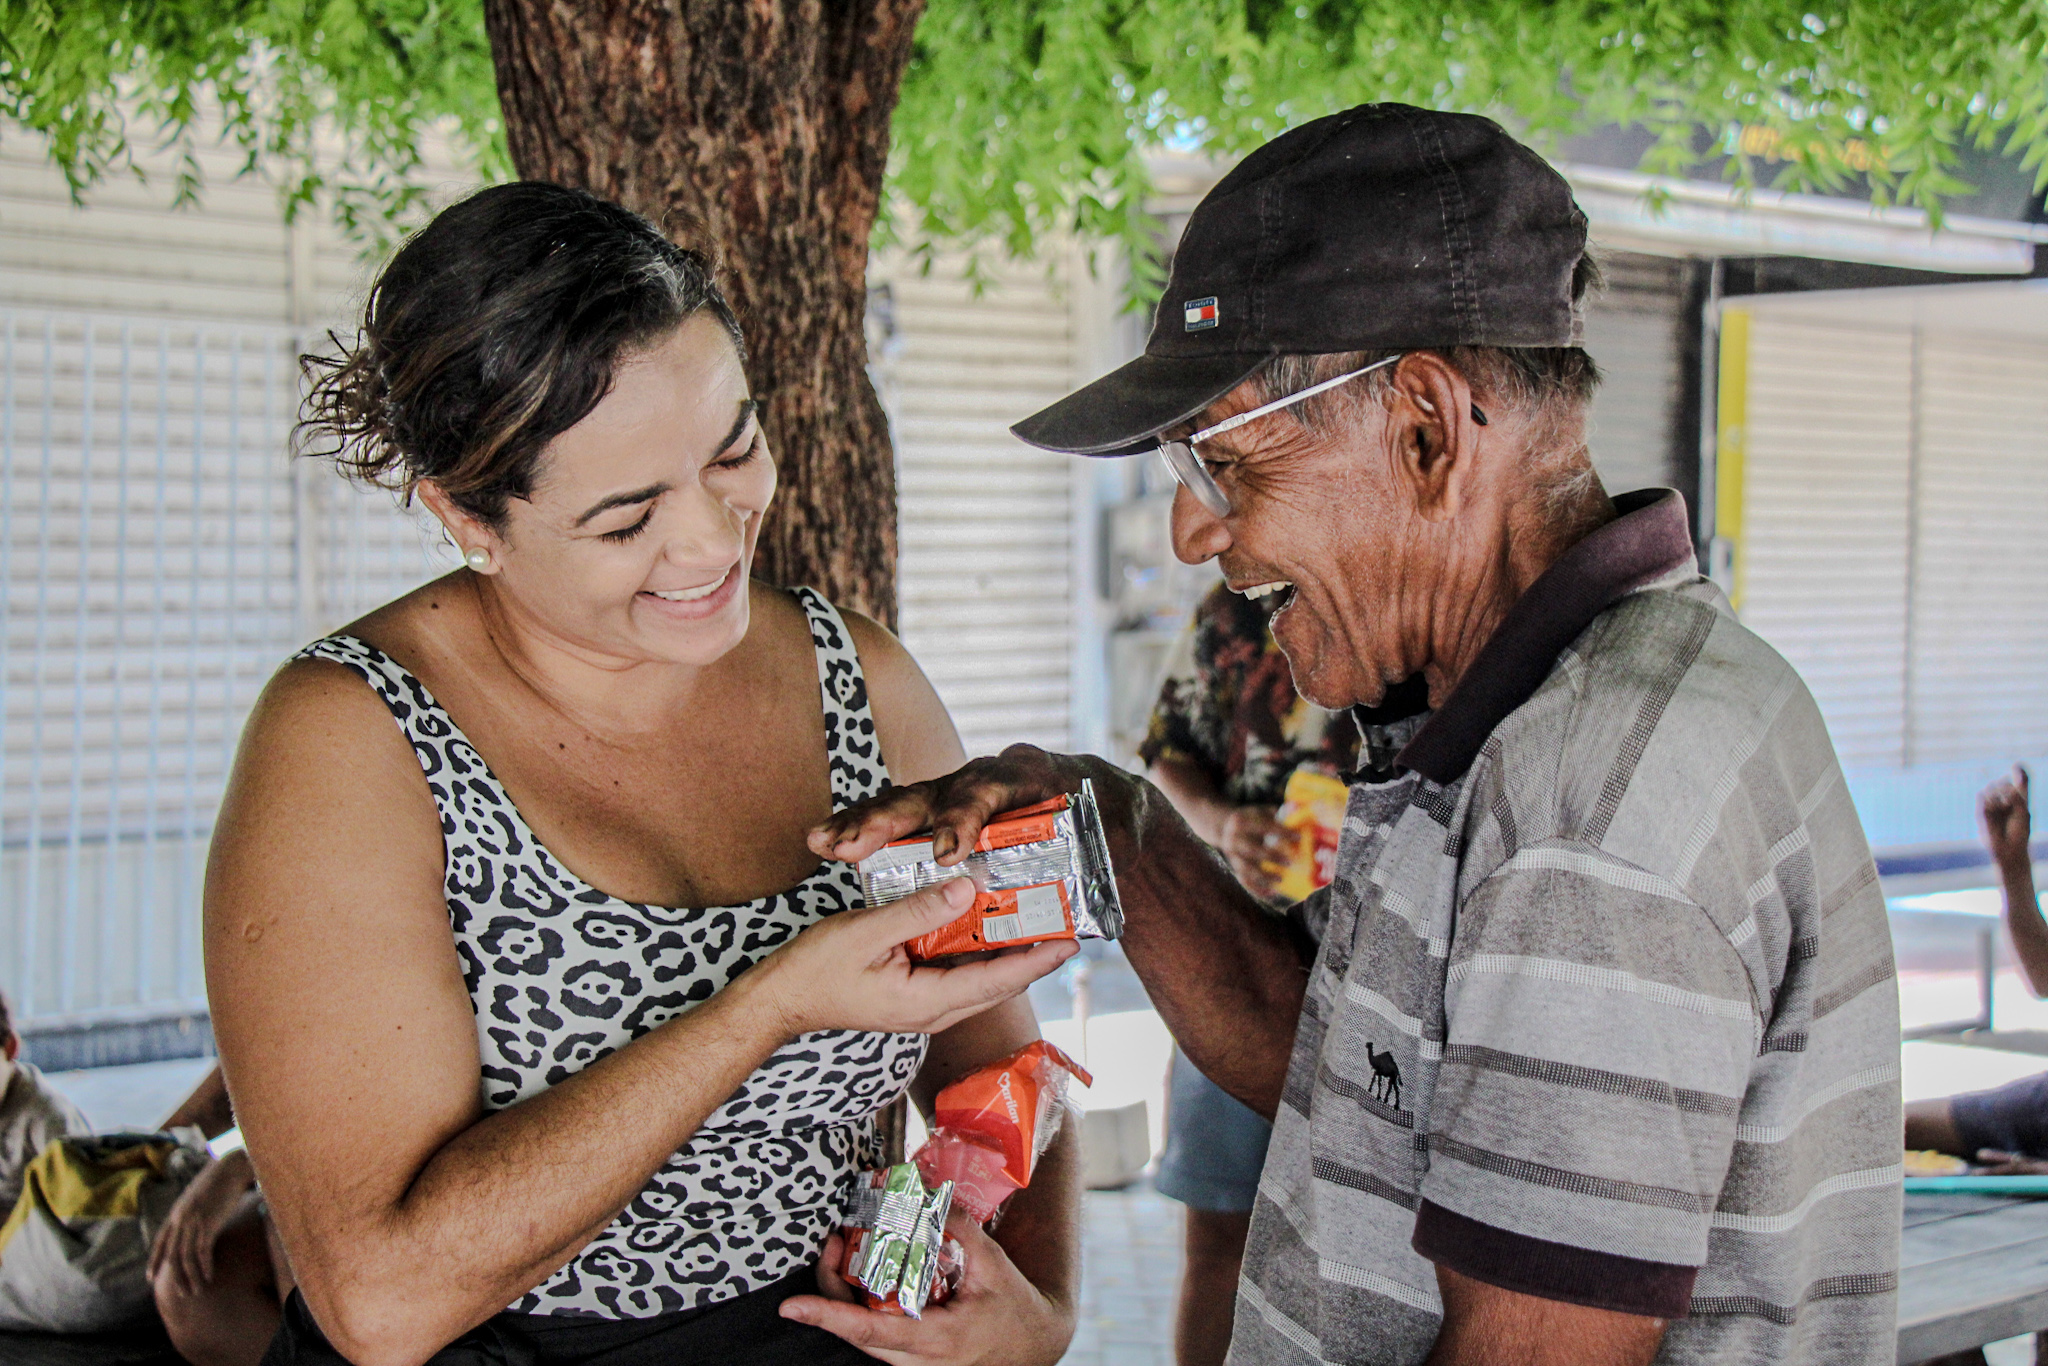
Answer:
[
  {"left": 321, "top": 570, "right": 474, "bottom": 663},
  {"left": 260, "top": 574, "right": 477, "bottom": 769},
  {"left": 775, "top": 588, "right": 919, "bottom": 689}
]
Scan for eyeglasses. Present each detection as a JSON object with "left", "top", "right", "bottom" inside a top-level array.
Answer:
[{"left": 1156, "top": 354, "right": 1488, "bottom": 518}]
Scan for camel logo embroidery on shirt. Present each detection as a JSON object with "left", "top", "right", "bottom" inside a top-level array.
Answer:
[{"left": 1364, "top": 1042, "right": 1402, "bottom": 1110}]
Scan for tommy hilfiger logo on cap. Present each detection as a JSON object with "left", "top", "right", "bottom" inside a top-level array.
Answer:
[{"left": 1183, "top": 296, "right": 1219, "bottom": 331}]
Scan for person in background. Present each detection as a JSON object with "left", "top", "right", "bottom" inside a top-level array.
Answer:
[
  {"left": 1139, "top": 581, "right": 1359, "bottom": 1366},
  {"left": 149, "top": 1064, "right": 295, "bottom": 1366},
  {"left": 0, "top": 1042, "right": 285, "bottom": 1364},
  {"left": 1906, "top": 766, "right": 2048, "bottom": 1170},
  {"left": 0, "top": 990, "right": 89, "bottom": 1219}
]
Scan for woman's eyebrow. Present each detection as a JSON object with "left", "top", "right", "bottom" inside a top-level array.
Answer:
[
  {"left": 570, "top": 399, "right": 760, "bottom": 527},
  {"left": 574, "top": 482, "right": 671, "bottom": 528},
  {"left": 715, "top": 398, "right": 760, "bottom": 457}
]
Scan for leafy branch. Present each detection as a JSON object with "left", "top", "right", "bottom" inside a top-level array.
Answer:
[{"left": 8, "top": 0, "right": 2048, "bottom": 291}]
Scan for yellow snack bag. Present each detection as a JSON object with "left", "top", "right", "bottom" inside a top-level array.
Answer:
[{"left": 1269, "top": 767, "right": 1350, "bottom": 903}]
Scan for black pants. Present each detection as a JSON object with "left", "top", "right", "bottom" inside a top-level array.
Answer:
[{"left": 259, "top": 1267, "right": 874, "bottom": 1366}]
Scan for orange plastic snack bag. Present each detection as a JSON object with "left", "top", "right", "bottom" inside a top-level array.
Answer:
[
  {"left": 914, "top": 1040, "right": 1091, "bottom": 1222},
  {"left": 912, "top": 798, "right": 1074, "bottom": 960},
  {"left": 1268, "top": 767, "right": 1349, "bottom": 903}
]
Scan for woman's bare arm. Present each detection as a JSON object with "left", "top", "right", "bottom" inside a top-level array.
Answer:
[{"left": 209, "top": 660, "right": 1066, "bottom": 1366}]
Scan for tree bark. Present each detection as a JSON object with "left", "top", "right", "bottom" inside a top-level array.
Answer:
[{"left": 481, "top": 0, "right": 921, "bottom": 627}]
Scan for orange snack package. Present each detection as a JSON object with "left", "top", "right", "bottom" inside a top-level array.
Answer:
[
  {"left": 857, "top": 782, "right": 1123, "bottom": 962},
  {"left": 1267, "top": 767, "right": 1349, "bottom": 903},
  {"left": 913, "top": 1040, "right": 1092, "bottom": 1223}
]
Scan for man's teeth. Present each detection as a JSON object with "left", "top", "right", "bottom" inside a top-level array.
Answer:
[
  {"left": 650, "top": 569, "right": 730, "bottom": 602},
  {"left": 1238, "top": 580, "right": 1293, "bottom": 600}
]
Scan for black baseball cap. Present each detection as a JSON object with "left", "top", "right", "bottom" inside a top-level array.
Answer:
[{"left": 1012, "top": 103, "right": 1589, "bottom": 457}]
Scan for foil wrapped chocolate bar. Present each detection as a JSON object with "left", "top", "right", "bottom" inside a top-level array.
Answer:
[
  {"left": 857, "top": 779, "right": 1125, "bottom": 960},
  {"left": 839, "top": 1163, "right": 959, "bottom": 1318}
]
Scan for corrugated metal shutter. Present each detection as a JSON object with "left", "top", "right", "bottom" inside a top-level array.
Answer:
[
  {"left": 1581, "top": 252, "right": 1686, "bottom": 494},
  {"left": 0, "top": 312, "right": 296, "bottom": 1023},
  {"left": 1738, "top": 316, "right": 1913, "bottom": 768},
  {"left": 1909, "top": 332, "right": 2048, "bottom": 763},
  {"left": 0, "top": 145, "right": 298, "bottom": 320},
  {"left": 0, "top": 126, "right": 453, "bottom": 1028},
  {"left": 874, "top": 255, "right": 1075, "bottom": 758}
]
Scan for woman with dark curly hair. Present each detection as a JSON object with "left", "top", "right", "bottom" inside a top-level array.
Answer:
[{"left": 202, "top": 183, "right": 1080, "bottom": 1366}]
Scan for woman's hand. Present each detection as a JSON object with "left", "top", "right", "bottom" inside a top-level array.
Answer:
[
  {"left": 147, "top": 1148, "right": 259, "bottom": 1300},
  {"left": 745, "top": 876, "right": 1077, "bottom": 1039},
  {"left": 782, "top": 1214, "right": 1075, "bottom": 1366},
  {"left": 1219, "top": 804, "right": 1283, "bottom": 900}
]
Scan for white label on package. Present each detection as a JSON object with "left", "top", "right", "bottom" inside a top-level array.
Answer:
[
  {"left": 1013, "top": 884, "right": 1068, "bottom": 936},
  {"left": 866, "top": 840, "right": 936, "bottom": 873},
  {"left": 981, "top": 911, "right": 1024, "bottom": 943}
]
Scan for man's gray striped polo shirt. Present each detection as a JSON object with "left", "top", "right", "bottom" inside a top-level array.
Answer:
[{"left": 1233, "top": 490, "right": 1900, "bottom": 1366}]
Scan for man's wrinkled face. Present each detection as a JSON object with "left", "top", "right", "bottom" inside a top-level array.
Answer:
[{"left": 1167, "top": 384, "right": 1423, "bottom": 711}]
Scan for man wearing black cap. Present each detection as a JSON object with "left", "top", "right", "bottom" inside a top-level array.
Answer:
[{"left": 813, "top": 103, "right": 1899, "bottom": 1366}]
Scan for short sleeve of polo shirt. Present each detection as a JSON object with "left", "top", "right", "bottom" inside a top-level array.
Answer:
[{"left": 1412, "top": 842, "right": 1759, "bottom": 1318}]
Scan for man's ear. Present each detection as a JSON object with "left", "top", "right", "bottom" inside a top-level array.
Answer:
[
  {"left": 414, "top": 481, "right": 507, "bottom": 571},
  {"left": 2, "top": 1033, "right": 18, "bottom": 1064},
  {"left": 1384, "top": 353, "right": 1483, "bottom": 524}
]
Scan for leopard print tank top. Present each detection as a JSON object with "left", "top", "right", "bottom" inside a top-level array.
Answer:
[{"left": 296, "top": 588, "right": 926, "bottom": 1318}]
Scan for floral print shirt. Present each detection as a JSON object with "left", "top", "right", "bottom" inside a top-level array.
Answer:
[{"left": 1139, "top": 581, "right": 1360, "bottom": 808}]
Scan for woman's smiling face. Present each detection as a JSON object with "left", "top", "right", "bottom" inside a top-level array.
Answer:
[{"left": 444, "top": 313, "right": 777, "bottom": 668}]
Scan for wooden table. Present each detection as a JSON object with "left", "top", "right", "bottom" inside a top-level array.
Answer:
[{"left": 1901, "top": 1192, "right": 2048, "bottom": 1362}]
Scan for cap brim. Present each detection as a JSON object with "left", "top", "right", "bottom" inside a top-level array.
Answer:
[{"left": 1010, "top": 351, "right": 1270, "bottom": 456}]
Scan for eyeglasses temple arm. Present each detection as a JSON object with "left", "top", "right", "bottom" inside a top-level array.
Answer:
[{"left": 1186, "top": 354, "right": 1403, "bottom": 445}]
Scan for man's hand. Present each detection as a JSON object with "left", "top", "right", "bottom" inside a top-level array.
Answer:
[
  {"left": 812, "top": 744, "right": 1305, "bottom": 1119},
  {"left": 809, "top": 745, "right": 1137, "bottom": 869},
  {"left": 1983, "top": 766, "right": 2033, "bottom": 874},
  {"left": 147, "top": 1148, "right": 259, "bottom": 1300},
  {"left": 782, "top": 1214, "right": 1074, "bottom": 1366},
  {"left": 1220, "top": 805, "right": 1284, "bottom": 900},
  {"left": 1426, "top": 1265, "right": 1667, "bottom": 1366}
]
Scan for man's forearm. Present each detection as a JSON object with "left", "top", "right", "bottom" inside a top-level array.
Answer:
[
  {"left": 1101, "top": 766, "right": 1310, "bottom": 1118},
  {"left": 1149, "top": 755, "right": 1230, "bottom": 847}
]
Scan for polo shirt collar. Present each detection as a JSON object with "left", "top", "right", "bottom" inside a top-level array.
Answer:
[{"left": 1389, "top": 488, "right": 1699, "bottom": 785}]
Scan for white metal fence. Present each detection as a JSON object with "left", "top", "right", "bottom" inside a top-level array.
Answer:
[{"left": 1, "top": 308, "right": 449, "bottom": 1034}]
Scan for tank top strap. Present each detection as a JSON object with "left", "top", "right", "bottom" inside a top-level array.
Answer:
[
  {"left": 294, "top": 634, "right": 466, "bottom": 754},
  {"left": 792, "top": 587, "right": 888, "bottom": 810}
]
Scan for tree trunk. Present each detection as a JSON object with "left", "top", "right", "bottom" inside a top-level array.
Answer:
[{"left": 481, "top": 0, "right": 922, "bottom": 628}]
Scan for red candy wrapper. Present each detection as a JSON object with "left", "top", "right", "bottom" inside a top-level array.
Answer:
[{"left": 914, "top": 1040, "right": 1091, "bottom": 1223}]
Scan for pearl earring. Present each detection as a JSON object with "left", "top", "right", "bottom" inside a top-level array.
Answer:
[{"left": 464, "top": 547, "right": 491, "bottom": 572}]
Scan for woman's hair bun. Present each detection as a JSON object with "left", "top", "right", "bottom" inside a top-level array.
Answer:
[{"left": 298, "top": 182, "right": 743, "bottom": 528}]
